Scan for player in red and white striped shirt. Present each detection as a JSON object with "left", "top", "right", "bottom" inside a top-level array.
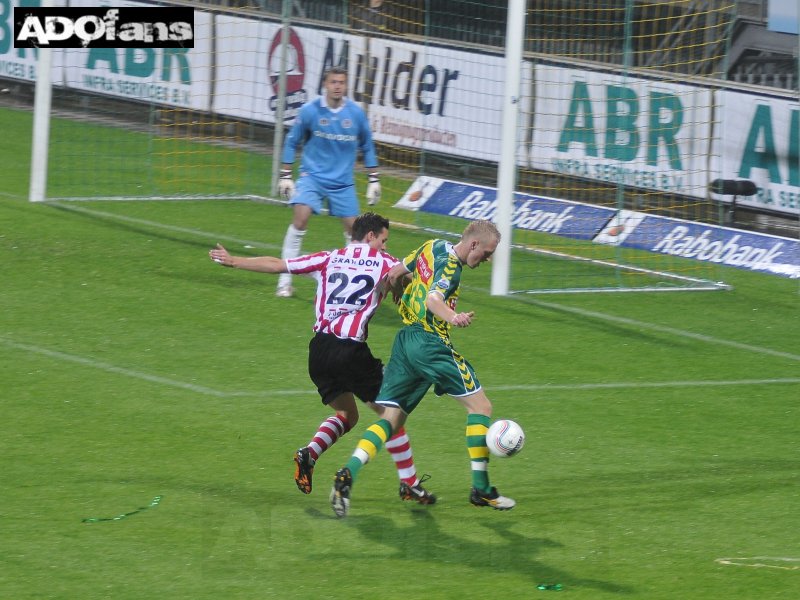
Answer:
[
  {"left": 209, "top": 213, "right": 435, "bottom": 505},
  {"left": 286, "top": 237, "right": 396, "bottom": 342}
]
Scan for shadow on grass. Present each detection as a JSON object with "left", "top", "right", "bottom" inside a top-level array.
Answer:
[{"left": 316, "top": 508, "right": 634, "bottom": 595}]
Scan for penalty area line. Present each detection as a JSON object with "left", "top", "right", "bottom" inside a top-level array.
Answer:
[
  {"left": 49, "top": 202, "right": 281, "bottom": 252},
  {"left": 3, "top": 338, "right": 795, "bottom": 400},
  {"left": 492, "top": 378, "right": 800, "bottom": 392},
  {"left": 525, "top": 298, "right": 800, "bottom": 363},
  {"left": 460, "top": 283, "right": 798, "bottom": 364},
  {"left": 0, "top": 337, "right": 263, "bottom": 398}
]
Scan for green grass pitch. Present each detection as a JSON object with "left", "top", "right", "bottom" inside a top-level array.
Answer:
[{"left": 1, "top": 106, "right": 799, "bottom": 599}]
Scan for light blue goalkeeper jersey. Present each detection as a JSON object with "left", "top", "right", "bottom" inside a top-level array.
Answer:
[{"left": 281, "top": 96, "right": 378, "bottom": 188}]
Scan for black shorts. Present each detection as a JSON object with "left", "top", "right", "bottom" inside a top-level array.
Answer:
[{"left": 308, "top": 332, "right": 384, "bottom": 405}]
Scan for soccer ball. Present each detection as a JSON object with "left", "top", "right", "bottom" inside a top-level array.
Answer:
[{"left": 486, "top": 419, "right": 525, "bottom": 458}]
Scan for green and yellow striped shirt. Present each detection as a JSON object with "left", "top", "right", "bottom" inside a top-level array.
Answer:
[{"left": 398, "top": 239, "right": 463, "bottom": 343}]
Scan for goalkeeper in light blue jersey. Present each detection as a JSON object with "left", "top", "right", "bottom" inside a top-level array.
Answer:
[{"left": 276, "top": 66, "right": 381, "bottom": 298}]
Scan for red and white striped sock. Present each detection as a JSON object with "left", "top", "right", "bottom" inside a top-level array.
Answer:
[
  {"left": 384, "top": 427, "right": 418, "bottom": 487},
  {"left": 307, "top": 415, "right": 351, "bottom": 462}
]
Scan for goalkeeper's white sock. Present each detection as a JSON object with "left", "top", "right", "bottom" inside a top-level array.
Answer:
[{"left": 278, "top": 224, "right": 305, "bottom": 289}]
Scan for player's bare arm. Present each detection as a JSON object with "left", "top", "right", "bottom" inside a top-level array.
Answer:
[
  {"left": 386, "top": 262, "right": 411, "bottom": 288},
  {"left": 386, "top": 271, "right": 411, "bottom": 304},
  {"left": 425, "top": 291, "right": 474, "bottom": 327},
  {"left": 209, "top": 244, "right": 288, "bottom": 273}
]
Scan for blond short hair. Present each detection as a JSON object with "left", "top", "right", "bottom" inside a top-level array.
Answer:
[{"left": 462, "top": 220, "right": 500, "bottom": 243}]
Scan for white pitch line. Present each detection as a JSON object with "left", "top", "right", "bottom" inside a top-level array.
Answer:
[
  {"left": 0, "top": 337, "right": 255, "bottom": 398},
  {"left": 20, "top": 202, "right": 799, "bottom": 394},
  {"left": 522, "top": 298, "right": 800, "bottom": 363},
  {"left": 3, "top": 337, "right": 797, "bottom": 399},
  {"left": 491, "top": 378, "right": 800, "bottom": 392},
  {"left": 51, "top": 202, "right": 800, "bottom": 364},
  {"left": 50, "top": 202, "right": 282, "bottom": 251}
]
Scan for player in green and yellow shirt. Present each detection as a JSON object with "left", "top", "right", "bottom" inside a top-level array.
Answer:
[
  {"left": 331, "top": 220, "right": 516, "bottom": 517},
  {"left": 397, "top": 237, "right": 463, "bottom": 341}
]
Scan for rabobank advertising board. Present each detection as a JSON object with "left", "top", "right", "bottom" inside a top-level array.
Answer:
[
  {"left": 396, "top": 177, "right": 800, "bottom": 279},
  {"left": 610, "top": 211, "right": 800, "bottom": 279},
  {"left": 399, "top": 178, "right": 616, "bottom": 239}
]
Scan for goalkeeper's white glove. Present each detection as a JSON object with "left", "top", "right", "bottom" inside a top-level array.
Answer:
[
  {"left": 366, "top": 172, "right": 381, "bottom": 206},
  {"left": 278, "top": 169, "right": 295, "bottom": 200}
]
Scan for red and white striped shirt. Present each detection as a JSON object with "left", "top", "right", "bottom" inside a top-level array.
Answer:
[{"left": 286, "top": 243, "right": 399, "bottom": 342}]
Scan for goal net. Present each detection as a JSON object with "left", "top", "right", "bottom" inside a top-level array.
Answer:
[
  {"left": 511, "top": 0, "right": 737, "bottom": 293},
  {"left": 16, "top": 0, "right": 738, "bottom": 292}
]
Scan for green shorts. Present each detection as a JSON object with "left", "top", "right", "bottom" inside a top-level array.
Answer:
[{"left": 376, "top": 324, "right": 481, "bottom": 414}]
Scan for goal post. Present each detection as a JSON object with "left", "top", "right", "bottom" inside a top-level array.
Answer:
[
  {"left": 25, "top": 0, "right": 56, "bottom": 204},
  {"left": 490, "top": 0, "right": 526, "bottom": 297},
  {"left": 29, "top": 45, "right": 52, "bottom": 203}
]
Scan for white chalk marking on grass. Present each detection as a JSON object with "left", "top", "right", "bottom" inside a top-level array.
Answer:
[
  {"left": 519, "top": 298, "right": 800, "bottom": 363},
  {"left": 50, "top": 202, "right": 281, "bottom": 251},
  {"left": 261, "top": 378, "right": 800, "bottom": 396},
  {"left": 715, "top": 557, "right": 800, "bottom": 571},
  {"left": 3, "top": 336, "right": 796, "bottom": 398},
  {"left": 491, "top": 378, "right": 800, "bottom": 392},
  {"left": 18, "top": 207, "right": 799, "bottom": 393},
  {"left": 52, "top": 204, "right": 798, "bottom": 363},
  {"left": 0, "top": 337, "right": 257, "bottom": 398}
]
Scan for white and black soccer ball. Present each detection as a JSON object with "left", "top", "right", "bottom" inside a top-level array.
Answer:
[{"left": 486, "top": 419, "right": 525, "bottom": 458}]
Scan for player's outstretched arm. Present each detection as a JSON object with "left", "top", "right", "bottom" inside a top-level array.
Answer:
[{"left": 209, "top": 244, "right": 288, "bottom": 274}]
